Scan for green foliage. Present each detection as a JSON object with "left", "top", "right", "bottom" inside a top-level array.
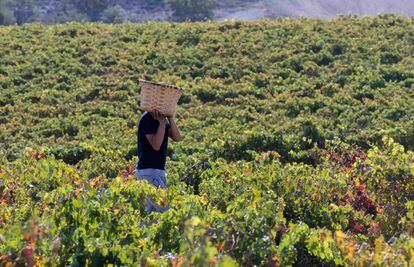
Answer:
[
  {"left": 167, "top": 0, "right": 217, "bottom": 22},
  {"left": 101, "top": 5, "right": 125, "bottom": 24},
  {"left": 1, "top": 139, "right": 413, "bottom": 265},
  {"left": 12, "top": 0, "right": 35, "bottom": 25},
  {"left": 53, "top": 5, "right": 89, "bottom": 24},
  {"left": 0, "top": 16, "right": 413, "bottom": 265},
  {"left": 0, "top": 0, "right": 5, "bottom": 24},
  {"left": 73, "top": 0, "right": 113, "bottom": 20}
]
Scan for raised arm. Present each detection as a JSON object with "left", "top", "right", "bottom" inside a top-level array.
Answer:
[
  {"left": 167, "top": 115, "right": 182, "bottom": 142},
  {"left": 145, "top": 110, "right": 167, "bottom": 151}
]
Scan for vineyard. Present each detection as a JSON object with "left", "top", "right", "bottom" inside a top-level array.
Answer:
[{"left": 0, "top": 15, "right": 413, "bottom": 266}]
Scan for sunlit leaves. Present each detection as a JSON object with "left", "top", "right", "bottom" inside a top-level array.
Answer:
[{"left": 1, "top": 15, "right": 414, "bottom": 266}]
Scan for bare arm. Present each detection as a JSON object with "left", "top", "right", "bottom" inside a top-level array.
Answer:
[
  {"left": 167, "top": 116, "right": 182, "bottom": 142},
  {"left": 145, "top": 110, "right": 167, "bottom": 151}
]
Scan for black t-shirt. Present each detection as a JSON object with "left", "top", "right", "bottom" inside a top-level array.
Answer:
[{"left": 137, "top": 112, "right": 170, "bottom": 170}]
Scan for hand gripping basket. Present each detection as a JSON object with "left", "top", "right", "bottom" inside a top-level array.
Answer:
[{"left": 138, "top": 79, "right": 183, "bottom": 117}]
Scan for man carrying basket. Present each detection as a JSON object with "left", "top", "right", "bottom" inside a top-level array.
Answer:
[{"left": 135, "top": 79, "right": 183, "bottom": 213}]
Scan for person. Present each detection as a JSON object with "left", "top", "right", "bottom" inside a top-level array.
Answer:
[{"left": 135, "top": 109, "right": 182, "bottom": 213}]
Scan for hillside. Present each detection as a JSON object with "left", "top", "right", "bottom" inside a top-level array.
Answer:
[
  {"left": 218, "top": 0, "right": 414, "bottom": 21},
  {"left": 0, "top": 16, "right": 414, "bottom": 266},
  {"left": 1, "top": 0, "right": 414, "bottom": 25},
  {"left": 264, "top": 0, "right": 414, "bottom": 19}
]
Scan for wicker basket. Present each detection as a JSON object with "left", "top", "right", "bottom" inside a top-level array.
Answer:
[{"left": 139, "top": 79, "right": 183, "bottom": 117}]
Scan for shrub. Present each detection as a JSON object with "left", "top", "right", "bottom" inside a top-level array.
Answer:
[
  {"left": 12, "top": 0, "right": 36, "bottom": 25},
  {"left": 166, "top": 0, "right": 217, "bottom": 22},
  {"left": 101, "top": 5, "right": 125, "bottom": 24},
  {"left": 73, "top": 0, "right": 112, "bottom": 21}
]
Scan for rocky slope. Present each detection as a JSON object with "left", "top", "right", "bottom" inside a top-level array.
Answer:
[{"left": 263, "top": 0, "right": 414, "bottom": 19}]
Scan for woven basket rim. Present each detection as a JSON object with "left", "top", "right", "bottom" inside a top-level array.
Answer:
[{"left": 138, "top": 79, "right": 183, "bottom": 91}]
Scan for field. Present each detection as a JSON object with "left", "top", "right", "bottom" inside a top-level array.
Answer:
[{"left": 0, "top": 15, "right": 413, "bottom": 266}]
